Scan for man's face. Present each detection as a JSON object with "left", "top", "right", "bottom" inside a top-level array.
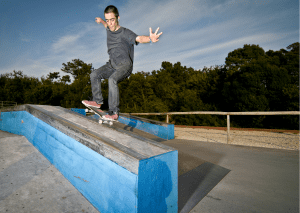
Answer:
[{"left": 104, "top": 12, "right": 119, "bottom": 31}]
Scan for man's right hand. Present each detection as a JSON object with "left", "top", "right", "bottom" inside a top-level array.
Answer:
[
  {"left": 95, "top": 17, "right": 107, "bottom": 28},
  {"left": 95, "top": 17, "right": 102, "bottom": 24}
]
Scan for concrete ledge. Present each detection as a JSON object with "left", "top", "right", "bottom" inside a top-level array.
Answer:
[
  {"left": 119, "top": 113, "right": 174, "bottom": 140},
  {"left": 72, "top": 108, "right": 174, "bottom": 140},
  {"left": 70, "top": 108, "right": 86, "bottom": 116},
  {"left": 0, "top": 105, "right": 178, "bottom": 213}
]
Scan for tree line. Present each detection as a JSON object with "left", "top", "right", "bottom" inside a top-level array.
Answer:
[{"left": 1, "top": 42, "right": 298, "bottom": 129}]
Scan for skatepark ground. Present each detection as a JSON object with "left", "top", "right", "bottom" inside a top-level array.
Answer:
[{"left": 0, "top": 125, "right": 299, "bottom": 212}]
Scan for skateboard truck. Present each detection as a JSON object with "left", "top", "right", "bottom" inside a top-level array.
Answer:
[{"left": 99, "top": 118, "right": 114, "bottom": 126}]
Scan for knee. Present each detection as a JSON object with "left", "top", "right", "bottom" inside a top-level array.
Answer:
[
  {"left": 108, "top": 76, "right": 117, "bottom": 86},
  {"left": 90, "top": 70, "right": 97, "bottom": 80}
]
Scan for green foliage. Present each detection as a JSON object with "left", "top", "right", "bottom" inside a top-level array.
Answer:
[
  {"left": 61, "top": 59, "right": 92, "bottom": 81},
  {"left": 60, "top": 59, "right": 93, "bottom": 108},
  {"left": 222, "top": 43, "right": 299, "bottom": 128},
  {"left": 0, "top": 43, "right": 298, "bottom": 130},
  {"left": 225, "top": 44, "right": 265, "bottom": 70}
]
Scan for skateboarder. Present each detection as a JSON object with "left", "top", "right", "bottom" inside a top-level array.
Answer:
[{"left": 82, "top": 5, "right": 162, "bottom": 121}]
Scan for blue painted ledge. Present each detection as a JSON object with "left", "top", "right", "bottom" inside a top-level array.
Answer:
[
  {"left": 119, "top": 114, "right": 174, "bottom": 140},
  {"left": 0, "top": 105, "right": 178, "bottom": 213},
  {"left": 71, "top": 108, "right": 86, "bottom": 116},
  {"left": 87, "top": 110, "right": 174, "bottom": 140}
]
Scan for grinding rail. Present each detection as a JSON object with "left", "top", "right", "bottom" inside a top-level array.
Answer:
[{"left": 0, "top": 105, "right": 178, "bottom": 213}]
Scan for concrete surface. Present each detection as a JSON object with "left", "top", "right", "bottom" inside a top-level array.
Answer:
[
  {"left": 0, "top": 131, "right": 99, "bottom": 213},
  {"left": 1, "top": 130, "right": 299, "bottom": 212},
  {"left": 162, "top": 139, "right": 299, "bottom": 213}
]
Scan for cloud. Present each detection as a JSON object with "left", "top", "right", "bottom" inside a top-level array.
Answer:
[
  {"left": 178, "top": 34, "right": 276, "bottom": 59},
  {"left": 129, "top": 0, "right": 298, "bottom": 71},
  {"left": 121, "top": 0, "right": 212, "bottom": 33},
  {"left": 1, "top": 21, "right": 108, "bottom": 78},
  {"left": 52, "top": 34, "right": 81, "bottom": 54},
  {"left": 97, "top": 0, "right": 111, "bottom": 10},
  {"left": 19, "top": 31, "right": 31, "bottom": 43},
  {"left": 48, "top": 22, "right": 108, "bottom": 68},
  {"left": 1, "top": 0, "right": 297, "bottom": 79},
  {"left": 20, "top": 37, "right": 31, "bottom": 42},
  {"left": 1, "top": 57, "right": 61, "bottom": 78}
]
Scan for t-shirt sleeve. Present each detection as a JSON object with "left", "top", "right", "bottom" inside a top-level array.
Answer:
[{"left": 125, "top": 28, "right": 139, "bottom": 46}]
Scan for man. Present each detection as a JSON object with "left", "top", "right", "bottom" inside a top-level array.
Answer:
[{"left": 82, "top": 5, "right": 162, "bottom": 120}]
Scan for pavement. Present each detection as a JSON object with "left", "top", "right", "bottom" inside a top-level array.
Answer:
[
  {"left": 0, "top": 128, "right": 299, "bottom": 213},
  {"left": 162, "top": 139, "right": 299, "bottom": 213}
]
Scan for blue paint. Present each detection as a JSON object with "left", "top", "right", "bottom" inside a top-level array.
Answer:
[
  {"left": 118, "top": 116, "right": 174, "bottom": 140},
  {"left": 32, "top": 123, "right": 138, "bottom": 212},
  {"left": 90, "top": 114, "right": 101, "bottom": 120},
  {"left": 0, "top": 109, "right": 178, "bottom": 212},
  {"left": 0, "top": 111, "right": 138, "bottom": 212},
  {"left": 138, "top": 151, "right": 178, "bottom": 212},
  {"left": 84, "top": 110, "right": 174, "bottom": 140},
  {"left": 71, "top": 108, "right": 86, "bottom": 116}
]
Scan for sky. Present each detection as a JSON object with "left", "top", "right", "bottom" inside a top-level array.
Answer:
[{"left": 0, "top": 0, "right": 299, "bottom": 80}]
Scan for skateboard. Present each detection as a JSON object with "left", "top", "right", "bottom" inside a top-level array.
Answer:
[{"left": 83, "top": 105, "right": 118, "bottom": 126}]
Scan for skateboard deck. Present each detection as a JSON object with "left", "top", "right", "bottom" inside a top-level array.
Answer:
[{"left": 83, "top": 105, "right": 118, "bottom": 126}]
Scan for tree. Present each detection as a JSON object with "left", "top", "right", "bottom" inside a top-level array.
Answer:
[
  {"left": 0, "top": 74, "right": 8, "bottom": 101},
  {"left": 3, "top": 71, "right": 26, "bottom": 103},
  {"left": 285, "top": 42, "right": 299, "bottom": 85},
  {"left": 222, "top": 43, "right": 299, "bottom": 128},
  {"left": 28, "top": 85, "right": 53, "bottom": 105},
  {"left": 61, "top": 75, "right": 71, "bottom": 84},
  {"left": 2, "top": 42, "right": 298, "bottom": 129},
  {"left": 225, "top": 44, "right": 265, "bottom": 71},
  {"left": 60, "top": 59, "right": 93, "bottom": 108},
  {"left": 61, "top": 59, "right": 92, "bottom": 81},
  {"left": 47, "top": 72, "right": 60, "bottom": 82}
]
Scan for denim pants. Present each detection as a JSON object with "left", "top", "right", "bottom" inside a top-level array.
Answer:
[{"left": 90, "top": 60, "right": 132, "bottom": 113}]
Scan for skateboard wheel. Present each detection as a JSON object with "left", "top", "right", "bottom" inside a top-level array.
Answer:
[
  {"left": 99, "top": 120, "right": 103, "bottom": 124},
  {"left": 109, "top": 122, "right": 113, "bottom": 126}
]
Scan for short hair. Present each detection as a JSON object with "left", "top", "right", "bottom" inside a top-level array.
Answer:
[{"left": 104, "top": 5, "right": 119, "bottom": 17}]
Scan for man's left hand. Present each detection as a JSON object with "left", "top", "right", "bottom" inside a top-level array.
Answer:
[{"left": 150, "top": 27, "right": 163, "bottom": 43}]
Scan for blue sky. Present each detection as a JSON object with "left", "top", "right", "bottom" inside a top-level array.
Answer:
[{"left": 0, "top": 0, "right": 299, "bottom": 80}]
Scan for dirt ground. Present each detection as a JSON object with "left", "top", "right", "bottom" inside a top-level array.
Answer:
[{"left": 174, "top": 126, "right": 299, "bottom": 151}]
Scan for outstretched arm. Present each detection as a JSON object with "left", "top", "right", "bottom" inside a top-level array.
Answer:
[
  {"left": 136, "top": 27, "right": 163, "bottom": 44},
  {"left": 95, "top": 17, "right": 107, "bottom": 28}
]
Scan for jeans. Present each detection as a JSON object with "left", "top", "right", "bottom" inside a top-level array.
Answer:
[{"left": 90, "top": 60, "right": 132, "bottom": 113}]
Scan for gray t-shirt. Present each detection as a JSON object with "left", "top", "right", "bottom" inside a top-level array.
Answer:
[{"left": 106, "top": 26, "right": 139, "bottom": 67}]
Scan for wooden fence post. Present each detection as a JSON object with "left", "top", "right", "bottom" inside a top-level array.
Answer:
[{"left": 227, "top": 114, "right": 230, "bottom": 144}]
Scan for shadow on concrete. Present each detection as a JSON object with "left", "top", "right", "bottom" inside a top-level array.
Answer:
[
  {"left": 178, "top": 162, "right": 230, "bottom": 213},
  {"left": 161, "top": 139, "right": 231, "bottom": 213}
]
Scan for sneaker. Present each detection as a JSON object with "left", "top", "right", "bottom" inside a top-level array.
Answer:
[
  {"left": 82, "top": 100, "right": 101, "bottom": 108},
  {"left": 103, "top": 113, "right": 119, "bottom": 121}
]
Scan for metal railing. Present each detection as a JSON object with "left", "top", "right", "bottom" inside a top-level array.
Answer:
[
  {"left": 126, "top": 111, "right": 300, "bottom": 144},
  {"left": 0, "top": 101, "right": 17, "bottom": 109}
]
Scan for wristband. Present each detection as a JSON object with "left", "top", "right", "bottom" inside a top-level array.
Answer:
[{"left": 149, "top": 37, "right": 152, "bottom": 44}]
